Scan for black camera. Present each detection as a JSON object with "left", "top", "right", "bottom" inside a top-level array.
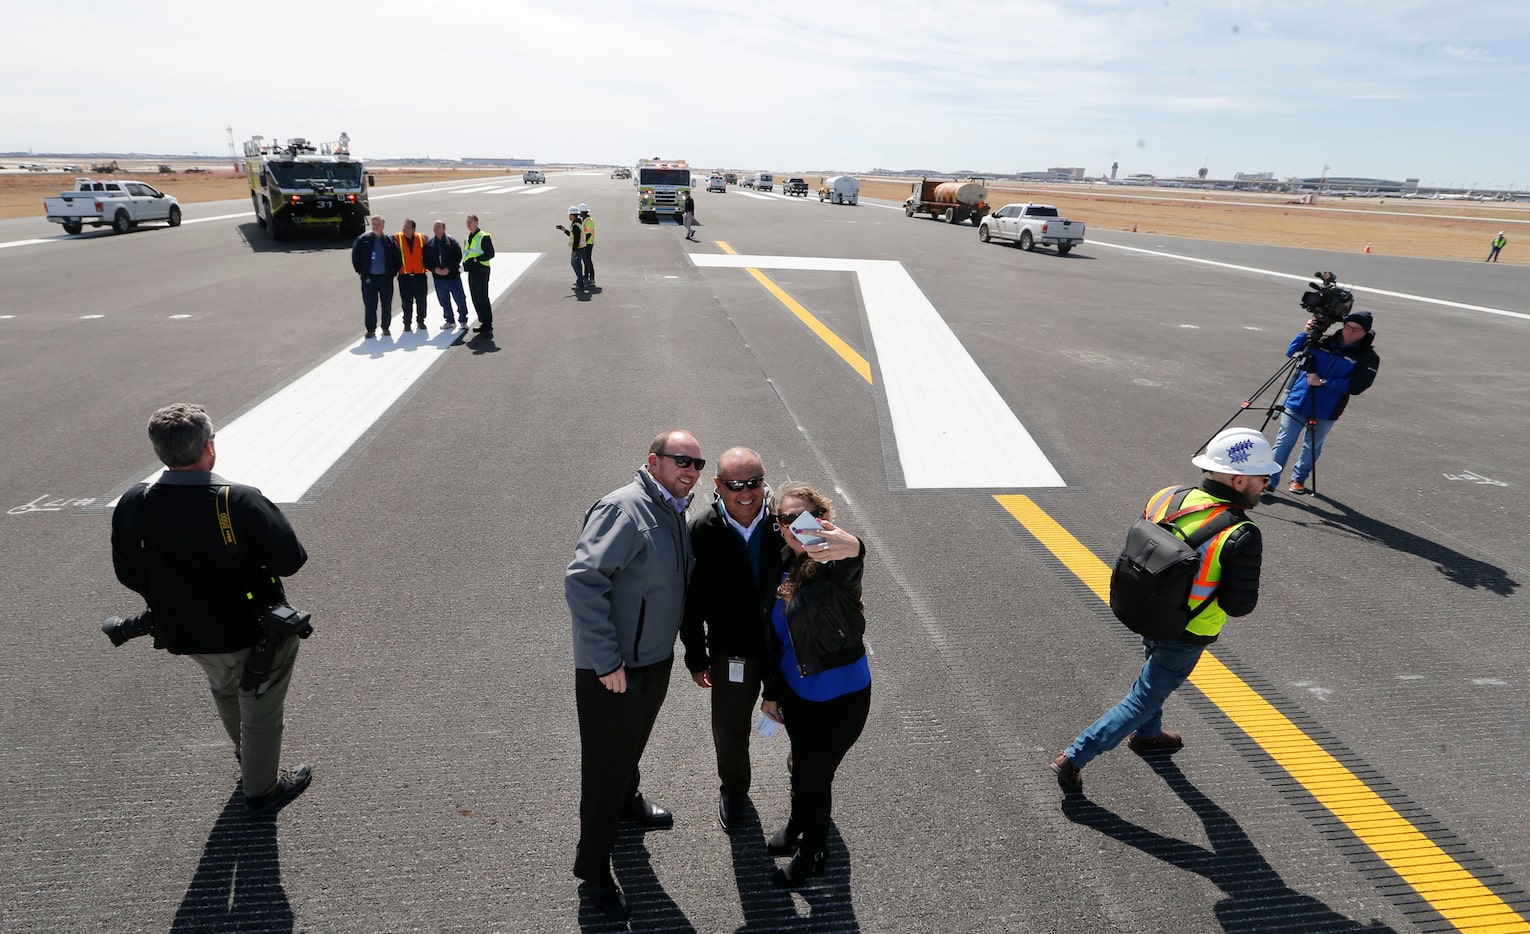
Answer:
[
  {"left": 240, "top": 604, "right": 314, "bottom": 691},
  {"left": 102, "top": 609, "right": 155, "bottom": 647},
  {"left": 1299, "top": 270, "right": 1354, "bottom": 328}
]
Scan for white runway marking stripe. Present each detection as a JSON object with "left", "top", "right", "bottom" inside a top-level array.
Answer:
[
  {"left": 513, "top": 186, "right": 559, "bottom": 196},
  {"left": 1089, "top": 240, "right": 1530, "bottom": 323},
  {"left": 114, "top": 254, "right": 542, "bottom": 504},
  {"left": 692, "top": 254, "right": 1065, "bottom": 489}
]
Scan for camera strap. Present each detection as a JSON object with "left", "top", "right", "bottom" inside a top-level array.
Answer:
[{"left": 214, "top": 485, "right": 238, "bottom": 557}]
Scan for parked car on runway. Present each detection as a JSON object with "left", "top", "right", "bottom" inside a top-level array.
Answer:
[
  {"left": 612, "top": 167, "right": 632, "bottom": 179},
  {"left": 44, "top": 177, "right": 181, "bottom": 235},
  {"left": 523, "top": 170, "right": 546, "bottom": 184},
  {"left": 708, "top": 174, "right": 727, "bottom": 192},
  {"left": 978, "top": 203, "right": 1086, "bottom": 255},
  {"left": 757, "top": 173, "right": 774, "bottom": 192},
  {"left": 783, "top": 177, "right": 810, "bottom": 197},
  {"left": 742, "top": 175, "right": 756, "bottom": 189}
]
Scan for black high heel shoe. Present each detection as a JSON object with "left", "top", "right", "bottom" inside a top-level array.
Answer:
[
  {"left": 772, "top": 849, "right": 826, "bottom": 887},
  {"left": 765, "top": 823, "right": 801, "bottom": 856}
]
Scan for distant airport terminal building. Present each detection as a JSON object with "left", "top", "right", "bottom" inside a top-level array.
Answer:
[{"left": 1291, "top": 176, "right": 1420, "bottom": 194}]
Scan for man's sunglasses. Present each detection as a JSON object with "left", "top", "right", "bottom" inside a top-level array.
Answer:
[
  {"left": 719, "top": 476, "right": 765, "bottom": 492},
  {"left": 655, "top": 452, "right": 706, "bottom": 471}
]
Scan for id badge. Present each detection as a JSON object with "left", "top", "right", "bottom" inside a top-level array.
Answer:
[{"left": 728, "top": 657, "right": 746, "bottom": 684}]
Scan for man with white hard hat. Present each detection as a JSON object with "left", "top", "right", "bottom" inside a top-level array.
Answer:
[
  {"left": 577, "top": 203, "right": 596, "bottom": 288},
  {"left": 556, "top": 206, "right": 589, "bottom": 292},
  {"left": 1488, "top": 230, "right": 1507, "bottom": 262},
  {"left": 1051, "top": 427, "right": 1276, "bottom": 795}
]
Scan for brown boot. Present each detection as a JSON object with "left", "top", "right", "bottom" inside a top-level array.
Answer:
[
  {"left": 1051, "top": 753, "right": 1082, "bottom": 793},
  {"left": 1127, "top": 729, "right": 1184, "bottom": 756}
]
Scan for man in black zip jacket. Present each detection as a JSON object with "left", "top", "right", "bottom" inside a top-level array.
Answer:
[
  {"left": 682, "top": 448, "right": 863, "bottom": 833},
  {"left": 110, "top": 403, "right": 312, "bottom": 813}
]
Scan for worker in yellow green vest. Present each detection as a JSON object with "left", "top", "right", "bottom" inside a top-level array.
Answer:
[
  {"left": 1487, "top": 231, "right": 1507, "bottom": 263},
  {"left": 578, "top": 203, "right": 596, "bottom": 288},
  {"left": 1051, "top": 427, "right": 1277, "bottom": 794},
  {"left": 463, "top": 214, "right": 495, "bottom": 335}
]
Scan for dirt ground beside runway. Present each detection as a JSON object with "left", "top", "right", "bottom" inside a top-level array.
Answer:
[
  {"left": 8, "top": 165, "right": 1528, "bottom": 265},
  {"left": 852, "top": 177, "right": 1529, "bottom": 265},
  {"left": 0, "top": 168, "right": 520, "bottom": 222}
]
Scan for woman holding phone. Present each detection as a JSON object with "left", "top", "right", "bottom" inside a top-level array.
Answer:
[{"left": 759, "top": 483, "right": 869, "bottom": 887}]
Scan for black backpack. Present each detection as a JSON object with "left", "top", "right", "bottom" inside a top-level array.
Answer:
[{"left": 1109, "top": 488, "right": 1242, "bottom": 642}]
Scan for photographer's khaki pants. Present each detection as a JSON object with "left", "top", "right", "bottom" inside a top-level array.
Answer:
[{"left": 191, "top": 637, "right": 300, "bottom": 800}]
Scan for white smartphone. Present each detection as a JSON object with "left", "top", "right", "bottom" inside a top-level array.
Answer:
[{"left": 789, "top": 512, "right": 827, "bottom": 547}]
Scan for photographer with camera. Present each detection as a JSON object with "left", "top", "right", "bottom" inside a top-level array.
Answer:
[
  {"left": 109, "top": 403, "right": 313, "bottom": 814},
  {"left": 1269, "top": 310, "right": 1380, "bottom": 495}
]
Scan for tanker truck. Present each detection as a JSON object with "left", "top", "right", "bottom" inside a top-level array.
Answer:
[{"left": 903, "top": 178, "right": 989, "bottom": 225}]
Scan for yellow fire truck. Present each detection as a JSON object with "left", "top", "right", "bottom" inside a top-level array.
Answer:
[{"left": 244, "top": 133, "right": 371, "bottom": 241}]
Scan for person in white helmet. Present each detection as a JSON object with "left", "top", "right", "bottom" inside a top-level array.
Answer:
[
  {"left": 1488, "top": 231, "right": 1507, "bottom": 262},
  {"left": 1051, "top": 427, "right": 1276, "bottom": 794},
  {"left": 556, "top": 206, "right": 589, "bottom": 292},
  {"left": 577, "top": 204, "right": 596, "bottom": 288}
]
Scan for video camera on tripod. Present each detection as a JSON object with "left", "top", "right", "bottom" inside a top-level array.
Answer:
[{"left": 1299, "top": 271, "right": 1354, "bottom": 332}]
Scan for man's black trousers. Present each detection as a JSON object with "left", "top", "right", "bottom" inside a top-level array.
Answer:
[
  {"left": 397, "top": 273, "right": 428, "bottom": 325},
  {"left": 573, "top": 654, "right": 672, "bottom": 881},
  {"left": 709, "top": 655, "right": 764, "bottom": 799},
  {"left": 466, "top": 267, "right": 493, "bottom": 327}
]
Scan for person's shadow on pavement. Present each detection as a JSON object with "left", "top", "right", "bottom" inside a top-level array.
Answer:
[
  {"left": 579, "top": 838, "right": 695, "bottom": 932},
  {"left": 1270, "top": 493, "right": 1518, "bottom": 596},
  {"left": 170, "top": 790, "right": 293, "bottom": 933},
  {"left": 729, "top": 801, "right": 860, "bottom": 932},
  {"left": 1062, "top": 756, "right": 1395, "bottom": 933}
]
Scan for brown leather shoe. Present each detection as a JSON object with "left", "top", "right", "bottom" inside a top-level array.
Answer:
[
  {"left": 1051, "top": 753, "right": 1082, "bottom": 793},
  {"left": 1127, "top": 730, "right": 1184, "bottom": 756}
]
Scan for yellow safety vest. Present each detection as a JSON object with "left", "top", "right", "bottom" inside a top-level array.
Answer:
[
  {"left": 582, "top": 216, "right": 595, "bottom": 246},
  {"left": 1142, "top": 485, "right": 1251, "bottom": 638},
  {"left": 464, "top": 230, "right": 491, "bottom": 266}
]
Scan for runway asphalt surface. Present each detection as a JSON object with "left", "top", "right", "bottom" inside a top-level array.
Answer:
[{"left": 1, "top": 171, "right": 1527, "bottom": 933}]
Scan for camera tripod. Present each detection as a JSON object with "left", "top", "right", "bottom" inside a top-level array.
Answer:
[{"left": 1198, "top": 322, "right": 1335, "bottom": 496}]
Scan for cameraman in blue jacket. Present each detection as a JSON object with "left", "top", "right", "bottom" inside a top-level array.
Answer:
[{"left": 1270, "top": 310, "right": 1380, "bottom": 494}]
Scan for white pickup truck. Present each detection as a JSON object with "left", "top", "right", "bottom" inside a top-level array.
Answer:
[
  {"left": 44, "top": 178, "right": 182, "bottom": 235},
  {"left": 978, "top": 202, "right": 1084, "bottom": 255}
]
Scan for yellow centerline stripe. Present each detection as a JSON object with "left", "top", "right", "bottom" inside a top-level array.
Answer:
[
  {"left": 995, "top": 493, "right": 1529, "bottom": 932},
  {"left": 715, "top": 241, "right": 874, "bottom": 384}
]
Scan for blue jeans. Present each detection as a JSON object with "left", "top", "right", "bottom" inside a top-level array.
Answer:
[
  {"left": 1066, "top": 639, "right": 1205, "bottom": 769},
  {"left": 432, "top": 274, "right": 469, "bottom": 323},
  {"left": 570, "top": 253, "right": 586, "bottom": 290},
  {"left": 1269, "top": 410, "right": 1336, "bottom": 485}
]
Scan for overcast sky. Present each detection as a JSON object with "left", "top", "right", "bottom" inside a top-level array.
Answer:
[{"left": 6, "top": 1, "right": 1528, "bottom": 187}]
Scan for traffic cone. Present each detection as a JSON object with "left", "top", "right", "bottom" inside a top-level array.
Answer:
[
  {"left": 1132, "top": 224, "right": 1137, "bottom": 232},
  {"left": 1363, "top": 242, "right": 1372, "bottom": 253}
]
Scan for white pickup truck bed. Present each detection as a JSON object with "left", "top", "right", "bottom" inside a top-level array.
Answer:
[{"left": 44, "top": 179, "right": 182, "bottom": 235}]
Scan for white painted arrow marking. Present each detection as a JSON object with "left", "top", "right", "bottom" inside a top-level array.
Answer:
[{"left": 691, "top": 254, "right": 1065, "bottom": 489}]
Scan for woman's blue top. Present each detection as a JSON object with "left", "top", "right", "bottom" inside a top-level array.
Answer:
[{"left": 771, "top": 586, "right": 871, "bottom": 702}]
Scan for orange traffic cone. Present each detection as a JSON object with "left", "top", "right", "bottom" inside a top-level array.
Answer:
[
  {"left": 1363, "top": 242, "right": 1372, "bottom": 253},
  {"left": 1132, "top": 224, "right": 1138, "bottom": 232}
]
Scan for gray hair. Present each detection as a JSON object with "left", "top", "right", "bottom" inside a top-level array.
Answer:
[{"left": 147, "top": 403, "right": 215, "bottom": 467}]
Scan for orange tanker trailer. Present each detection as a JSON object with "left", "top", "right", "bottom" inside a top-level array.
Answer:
[{"left": 903, "top": 178, "right": 989, "bottom": 225}]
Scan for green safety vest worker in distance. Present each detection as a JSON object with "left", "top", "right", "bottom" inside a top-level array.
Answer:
[
  {"left": 1493, "top": 235, "right": 1507, "bottom": 249},
  {"left": 1143, "top": 485, "right": 1253, "bottom": 640},
  {"left": 465, "top": 230, "right": 492, "bottom": 266},
  {"left": 582, "top": 215, "right": 595, "bottom": 246}
]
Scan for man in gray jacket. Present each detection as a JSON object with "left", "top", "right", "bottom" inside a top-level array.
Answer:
[{"left": 565, "top": 429, "right": 703, "bottom": 921}]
